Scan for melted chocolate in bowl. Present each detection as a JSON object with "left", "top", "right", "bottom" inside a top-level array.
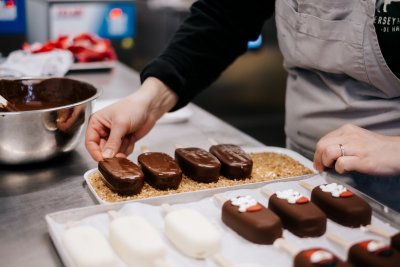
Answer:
[
  {"left": 0, "top": 78, "right": 97, "bottom": 112},
  {"left": 0, "top": 78, "right": 99, "bottom": 164}
]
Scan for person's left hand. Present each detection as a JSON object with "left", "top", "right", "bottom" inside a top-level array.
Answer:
[{"left": 313, "top": 124, "right": 400, "bottom": 176}]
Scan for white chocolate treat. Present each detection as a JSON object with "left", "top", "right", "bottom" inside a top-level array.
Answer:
[
  {"left": 62, "top": 226, "right": 117, "bottom": 267},
  {"left": 109, "top": 216, "right": 166, "bottom": 267},
  {"left": 164, "top": 208, "right": 221, "bottom": 259}
]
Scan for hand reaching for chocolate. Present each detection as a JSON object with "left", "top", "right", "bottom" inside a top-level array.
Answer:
[{"left": 85, "top": 77, "right": 178, "bottom": 162}]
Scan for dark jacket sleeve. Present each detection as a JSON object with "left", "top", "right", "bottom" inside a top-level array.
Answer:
[{"left": 140, "top": 0, "right": 275, "bottom": 110}]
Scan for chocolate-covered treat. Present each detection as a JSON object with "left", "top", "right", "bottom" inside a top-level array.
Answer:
[
  {"left": 294, "top": 248, "right": 351, "bottom": 267},
  {"left": 221, "top": 196, "right": 283, "bottom": 244},
  {"left": 175, "top": 147, "right": 221, "bottom": 183},
  {"left": 138, "top": 152, "right": 182, "bottom": 190},
  {"left": 209, "top": 144, "right": 253, "bottom": 180},
  {"left": 311, "top": 183, "right": 372, "bottom": 227},
  {"left": 268, "top": 189, "right": 327, "bottom": 237},
  {"left": 348, "top": 240, "right": 400, "bottom": 267},
  {"left": 98, "top": 158, "right": 144, "bottom": 195},
  {"left": 391, "top": 233, "right": 400, "bottom": 251}
]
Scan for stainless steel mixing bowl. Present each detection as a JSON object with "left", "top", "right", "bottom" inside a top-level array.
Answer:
[{"left": 0, "top": 78, "right": 101, "bottom": 164}]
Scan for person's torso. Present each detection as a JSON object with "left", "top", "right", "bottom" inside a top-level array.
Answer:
[
  {"left": 274, "top": 0, "right": 400, "bottom": 159},
  {"left": 375, "top": 0, "right": 400, "bottom": 77}
]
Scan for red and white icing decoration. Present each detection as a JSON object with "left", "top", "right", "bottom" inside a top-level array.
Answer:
[
  {"left": 319, "top": 183, "right": 353, "bottom": 198},
  {"left": 304, "top": 249, "right": 334, "bottom": 264},
  {"left": 276, "top": 189, "right": 309, "bottom": 204},
  {"left": 358, "top": 240, "right": 390, "bottom": 253},
  {"left": 230, "top": 196, "right": 262, "bottom": 213}
]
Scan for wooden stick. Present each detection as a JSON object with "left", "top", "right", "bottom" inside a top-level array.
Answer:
[
  {"left": 140, "top": 145, "right": 150, "bottom": 153},
  {"left": 0, "top": 95, "right": 8, "bottom": 107},
  {"left": 161, "top": 203, "right": 174, "bottom": 216},
  {"left": 326, "top": 233, "right": 352, "bottom": 250},
  {"left": 298, "top": 180, "right": 314, "bottom": 192},
  {"left": 66, "top": 221, "right": 77, "bottom": 229},
  {"left": 174, "top": 144, "right": 183, "bottom": 149},
  {"left": 208, "top": 137, "right": 219, "bottom": 146},
  {"left": 273, "top": 238, "right": 300, "bottom": 256},
  {"left": 107, "top": 210, "right": 119, "bottom": 220},
  {"left": 0, "top": 94, "right": 18, "bottom": 112},
  {"left": 362, "top": 224, "right": 392, "bottom": 239},
  {"left": 213, "top": 253, "right": 234, "bottom": 267},
  {"left": 260, "top": 187, "right": 275, "bottom": 198},
  {"left": 213, "top": 193, "right": 228, "bottom": 208}
]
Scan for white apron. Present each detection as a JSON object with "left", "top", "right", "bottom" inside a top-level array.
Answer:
[{"left": 275, "top": 0, "right": 400, "bottom": 159}]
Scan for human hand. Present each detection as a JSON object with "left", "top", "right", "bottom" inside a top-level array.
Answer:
[
  {"left": 85, "top": 77, "right": 178, "bottom": 161},
  {"left": 313, "top": 124, "right": 400, "bottom": 176}
]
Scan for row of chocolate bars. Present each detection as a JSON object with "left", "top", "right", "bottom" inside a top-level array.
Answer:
[
  {"left": 98, "top": 144, "right": 253, "bottom": 195},
  {"left": 63, "top": 181, "right": 399, "bottom": 267},
  {"left": 220, "top": 182, "right": 400, "bottom": 267}
]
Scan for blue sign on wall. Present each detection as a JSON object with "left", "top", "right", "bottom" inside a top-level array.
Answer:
[{"left": 0, "top": 0, "right": 26, "bottom": 34}]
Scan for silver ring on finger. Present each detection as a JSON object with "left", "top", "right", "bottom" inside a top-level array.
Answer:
[{"left": 339, "top": 143, "right": 345, "bottom": 157}]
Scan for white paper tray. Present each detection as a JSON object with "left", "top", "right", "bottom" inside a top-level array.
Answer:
[
  {"left": 84, "top": 146, "right": 315, "bottom": 204},
  {"left": 47, "top": 174, "right": 400, "bottom": 267}
]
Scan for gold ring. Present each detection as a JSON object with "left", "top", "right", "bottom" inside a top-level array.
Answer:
[{"left": 339, "top": 144, "right": 345, "bottom": 157}]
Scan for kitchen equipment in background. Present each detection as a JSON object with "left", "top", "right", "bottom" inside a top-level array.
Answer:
[
  {"left": 0, "top": 0, "right": 26, "bottom": 57},
  {"left": 26, "top": 0, "right": 136, "bottom": 67}
]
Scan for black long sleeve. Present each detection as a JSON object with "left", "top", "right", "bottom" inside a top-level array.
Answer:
[{"left": 140, "top": 0, "right": 275, "bottom": 110}]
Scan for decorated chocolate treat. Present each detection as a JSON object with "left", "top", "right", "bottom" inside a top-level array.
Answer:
[
  {"left": 268, "top": 189, "right": 327, "bottom": 237},
  {"left": 348, "top": 240, "right": 400, "bottom": 267},
  {"left": 391, "top": 233, "right": 400, "bottom": 251},
  {"left": 311, "top": 183, "right": 372, "bottom": 227},
  {"left": 209, "top": 144, "right": 253, "bottom": 180},
  {"left": 138, "top": 152, "right": 182, "bottom": 190},
  {"left": 98, "top": 158, "right": 144, "bottom": 195},
  {"left": 175, "top": 147, "right": 221, "bottom": 183},
  {"left": 221, "top": 196, "right": 283, "bottom": 244},
  {"left": 294, "top": 248, "right": 351, "bottom": 267}
]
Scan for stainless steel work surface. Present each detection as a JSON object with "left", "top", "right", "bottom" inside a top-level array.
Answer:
[{"left": 0, "top": 63, "right": 264, "bottom": 267}]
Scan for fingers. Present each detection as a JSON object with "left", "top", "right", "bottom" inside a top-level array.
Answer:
[
  {"left": 125, "top": 135, "right": 136, "bottom": 156},
  {"left": 86, "top": 115, "right": 138, "bottom": 161},
  {"left": 85, "top": 121, "right": 103, "bottom": 162},
  {"left": 85, "top": 116, "right": 111, "bottom": 162},
  {"left": 85, "top": 93, "right": 159, "bottom": 161},
  {"left": 335, "top": 156, "right": 360, "bottom": 174},
  {"left": 116, "top": 134, "right": 135, "bottom": 157},
  {"left": 321, "top": 143, "right": 343, "bottom": 169},
  {"left": 314, "top": 136, "right": 344, "bottom": 172},
  {"left": 102, "top": 124, "right": 127, "bottom": 158},
  {"left": 313, "top": 124, "right": 376, "bottom": 174}
]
